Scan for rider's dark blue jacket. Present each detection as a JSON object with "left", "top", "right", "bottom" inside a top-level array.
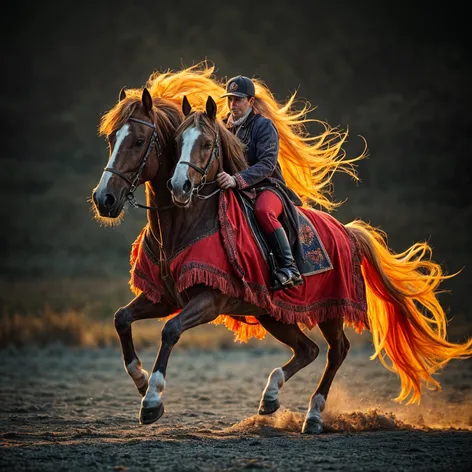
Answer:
[{"left": 226, "top": 111, "right": 302, "bottom": 206}]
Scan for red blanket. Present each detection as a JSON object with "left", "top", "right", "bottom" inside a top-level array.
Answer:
[{"left": 130, "top": 191, "right": 368, "bottom": 342}]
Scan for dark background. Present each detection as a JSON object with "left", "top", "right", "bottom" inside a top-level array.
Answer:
[{"left": 1, "top": 1, "right": 470, "bottom": 321}]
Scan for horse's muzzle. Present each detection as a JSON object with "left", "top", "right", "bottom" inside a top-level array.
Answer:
[
  {"left": 170, "top": 178, "right": 193, "bottom": 207},
  {"left": 171, "top": 192, "right": 191, "bottom": 208},
  {"left": 93, "top": 189, "right": 124, "bottom": 217}
]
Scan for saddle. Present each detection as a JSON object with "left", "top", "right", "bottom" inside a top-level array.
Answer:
[{"left": 234, "top": 190, "right": 333, "bottom": 291}]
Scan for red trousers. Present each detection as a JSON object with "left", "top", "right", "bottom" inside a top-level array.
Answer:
[{"left": 253, "top": 190, "right": 283, "bottom": 234}]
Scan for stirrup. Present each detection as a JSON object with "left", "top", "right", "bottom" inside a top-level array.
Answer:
[
  {"left": 282, "top": 265, "right": 303, "bottom": 286},
  {"left": 272, "top": 270, "right": 294, "bottom": 291},
  {"left": 289, "top": 268, "right": 304, "bottom": 286},
  {"left": 273, "top": 267, "right": 303, "bottom": 291}
]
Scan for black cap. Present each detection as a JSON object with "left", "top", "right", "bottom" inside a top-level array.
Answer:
[{"left": 222, "top": 75, "right": 255, "bottom": 98}]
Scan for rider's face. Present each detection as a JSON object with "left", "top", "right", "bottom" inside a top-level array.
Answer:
[{"left": 228, "top": 96, "right": 254, "bottom": 120}]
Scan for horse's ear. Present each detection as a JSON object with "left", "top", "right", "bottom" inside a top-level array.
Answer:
[
  {"left": 182, "top": 96, "right": 192, "bottom": 116},
  {"left": 142, "top": 88, "right": 153, "bottom": 114},
  {"left": 205, "top": 96, "right": 217, "bottom": 120},
  {"left": 119, "top": 86, "right": 127, "bottom": 102}
]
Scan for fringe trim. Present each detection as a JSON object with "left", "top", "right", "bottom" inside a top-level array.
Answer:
[
  {"left": 176, "top": 264, "right": 368, "bottom": 342},
  {"left": 129, "top": 226, "right": 165, "bottom": 302},
  {"left": 177, "top": 264, "right": 242, "bottom": 299},
  {"left": 218, "top": 193, "right": 247, "bottom": 282},
  {"left": 129, "top": 268, "right": 163, "bottom": 304},
  {"left": 130, "top": 226, "right": 147, "bottom": 267}
]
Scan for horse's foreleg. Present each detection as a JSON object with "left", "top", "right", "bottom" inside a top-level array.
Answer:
[
  {"left": 302, "top": 316, "right": 350, "bottom": 434},
  {"left": 258, "top": 316, "right": 319, "bottom": 415},
  {"left": 139, "top": 288, "right": 226, "bottom": 425},
  {"left": 114, "top": 293, "right": 177, "bottom": 396}
]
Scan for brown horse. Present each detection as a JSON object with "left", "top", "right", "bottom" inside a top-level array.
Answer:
[{"left": 92, "top": 88, "right": 472, "bottom": 434}]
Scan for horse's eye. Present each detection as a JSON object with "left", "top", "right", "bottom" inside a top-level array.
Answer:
[
  {"left": 135, "top": 138, "right": 145, "bottom": 147},
  {"left": 204, "top": 141, "right": 213, "bottom": 149}
]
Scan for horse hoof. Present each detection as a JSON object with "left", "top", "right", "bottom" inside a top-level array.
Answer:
[
  {"left": 139, "top": 403, "right": 164, "bottom": 425},
  {"left": 258, "top": 398, "right": 280, "bottom": 415},
  {"left": 302, "top": 418, "right": 323, "bottom": 434}
]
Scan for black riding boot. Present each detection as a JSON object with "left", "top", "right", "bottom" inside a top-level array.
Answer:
[{"left": 266, "top": 227, "right": 303, "bottom": 290}]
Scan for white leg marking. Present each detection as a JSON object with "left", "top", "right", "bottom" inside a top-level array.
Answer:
[
  {"left": 262, "top": 367, "right": 285, "bottom": 402},
  {"left": 306, "top": 393, "right": 326, "bottom": 423},
  {"left": 126, "top": 359, "right": 148, "bottom": 390},
  {"left": 96, "top": 123, "right": 130, "bottom": 194},
  {"left": 142, "top": 371, "right": 166, "bottom": 408},
  {"left": 171, "top": 127, "right": 201, "bottom": 189}
]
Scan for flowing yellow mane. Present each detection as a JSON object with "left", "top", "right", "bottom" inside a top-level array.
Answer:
[
  {"left": 108, "top": 61, "right": 367, "bottom": 211},
  {"left": 251, "top": 82, "right": 367, "bottom": 210},
  {"left": 146, "top": 62, "right": 228, "bottom": 113}
]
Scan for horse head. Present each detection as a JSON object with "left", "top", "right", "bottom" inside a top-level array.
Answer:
[
  {"left": 169, "top": 96, "right": 220, "bottom": 207},
  {"left": 92, "top": 87, "right": 171, "bottom": 220},
  {"left": 170, "top": 95, "right": 247, "bottom": 207}
]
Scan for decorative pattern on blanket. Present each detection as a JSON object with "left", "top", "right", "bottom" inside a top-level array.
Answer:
[{"left": 296, "top": 210, "right": 334, "bottom": 275}]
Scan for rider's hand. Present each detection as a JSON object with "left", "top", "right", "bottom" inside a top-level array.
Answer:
[{"left": 216, "top": 172, "right": 237, "bottom": 190}]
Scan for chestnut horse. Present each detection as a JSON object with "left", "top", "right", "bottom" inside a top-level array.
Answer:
[{"left": 92, "top": 88, "right": 472, "bottom": 434}]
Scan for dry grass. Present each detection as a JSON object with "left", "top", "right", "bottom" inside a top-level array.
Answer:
[
  {"left": 0, "top": 307, "right": 377, "bottom": 351},
  {"left": 0, "top": 276, "right": 132, "bottom": 318},
  {"left": 1, "top": 277, "right": 469, "bottom": 351},
  {"left": 3, "top": 306, "right": 467, "bottom": 351},
  {"left": 0, "top": 277, "right": 377, "bottom": 351},
  {"left": 0, "top": 308, "right": 258, "bottom": 350}
]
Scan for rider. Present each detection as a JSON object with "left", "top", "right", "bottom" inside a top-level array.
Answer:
[{"left": 216, "top": 75, "right": 303, "bottom": 290}]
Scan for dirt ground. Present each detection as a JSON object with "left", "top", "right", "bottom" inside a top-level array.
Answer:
[{"left": 1, "top": 341, "right": 471, "bottom": 471}]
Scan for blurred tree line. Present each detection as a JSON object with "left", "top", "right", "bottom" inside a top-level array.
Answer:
[{"left": 0, "top": 1, "right": 470, "bottom": 315}]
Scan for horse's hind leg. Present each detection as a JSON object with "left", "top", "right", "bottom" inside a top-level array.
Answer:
[
  {"left": 302, "top": 316, "right": 350, "bottom": 434},
  {"left": 114, "top": 293, "right": 177, "bottom": 396},
  {"left": 139, "top": 287, "right": 225, "bottom": 425},
  {"left": 258, "top": 316, "right": 320, "bottom": 415}
]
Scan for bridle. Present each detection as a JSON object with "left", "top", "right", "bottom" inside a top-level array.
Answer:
[
  {"left": 103, "top": 115, "right": 162, "bottom": 210},
  {"left": 175, "top": 124, "right": 222, "bottom": 200}
]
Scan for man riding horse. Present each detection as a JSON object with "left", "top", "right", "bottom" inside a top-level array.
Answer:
[
  {"left": 216, "top": 75, "right": 304, "bottom": 290},
  {"left": 91, "top": 64, "right": 472, "bottom": 431}
]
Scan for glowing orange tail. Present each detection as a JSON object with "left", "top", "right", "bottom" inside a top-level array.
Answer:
[{"left": 347, "top": 220, "right": 472, "bottom": 404}]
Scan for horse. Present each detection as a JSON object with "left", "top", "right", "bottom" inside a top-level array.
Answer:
[
  {"left": 168, "top": 95, "right": 472, "bottom": 429},
  {"left": 92, "top": 83, "right": 472, "bottom": 434}
]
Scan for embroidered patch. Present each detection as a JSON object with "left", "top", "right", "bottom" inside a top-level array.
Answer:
[
  {"left": 296, "top": 210, "right": 333, "bottom": 275},
  {"left": 229, "top": 82, "right": 238, "bottom": 91}
]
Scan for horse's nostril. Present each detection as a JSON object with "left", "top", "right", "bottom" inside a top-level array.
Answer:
[
  {"left": 104, "top": 193, "right": 116, "bottom": 208},
  {"left": 183, "top": 179, "right": 191, "bottom": 194}
]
